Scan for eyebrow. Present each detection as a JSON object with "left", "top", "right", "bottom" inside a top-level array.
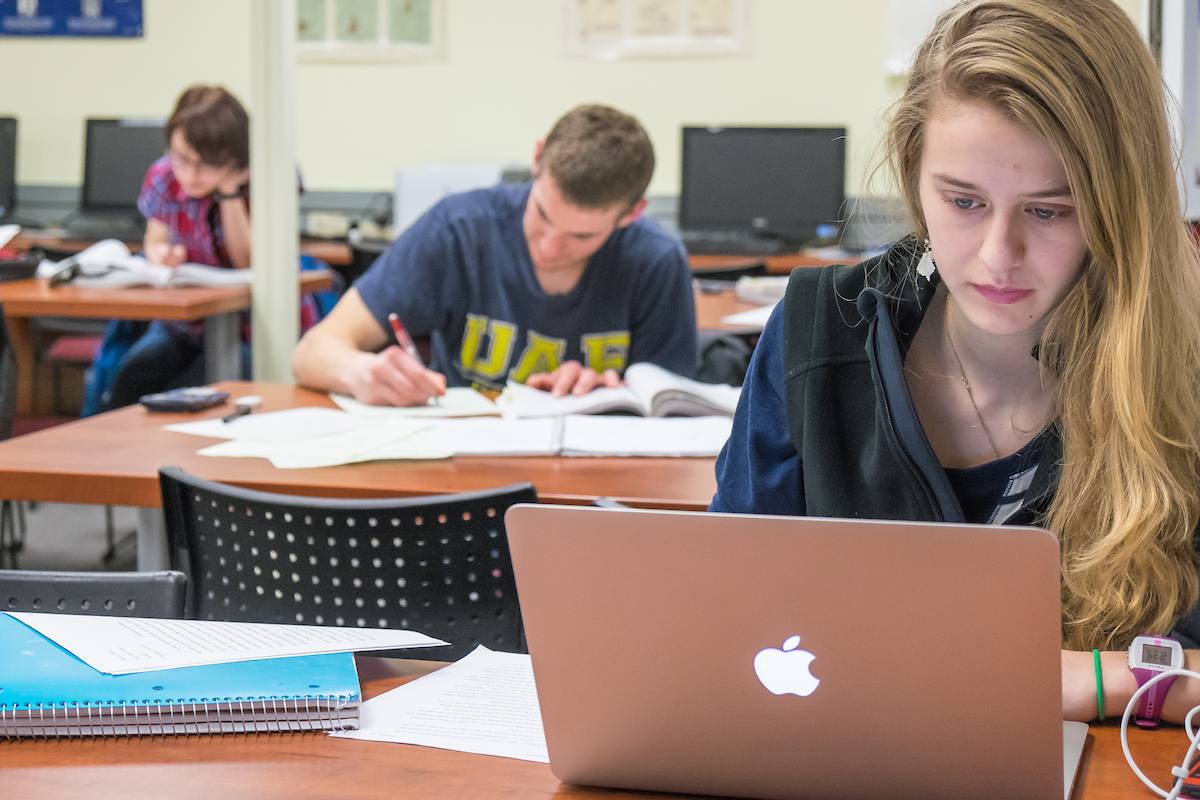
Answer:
[
  {"left": 533, "top": 197, "right": 605, "bottom": 237},
  {"left": 932, "top": 173, "right": 1072, "bottom": 199}
]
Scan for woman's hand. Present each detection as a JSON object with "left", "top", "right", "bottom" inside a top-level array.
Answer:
[{"left": 216, "top": 166, "right": 250, "bottom": 198}]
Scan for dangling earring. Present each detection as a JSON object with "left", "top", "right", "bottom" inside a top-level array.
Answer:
[{"left": 916, "top": 238, "right": 936, "bottom": 281}]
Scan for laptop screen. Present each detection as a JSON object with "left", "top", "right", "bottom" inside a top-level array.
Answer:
[
  {"left": 81, "top": 118, "right": 165, "bottom": 212},
  {"left": 679, "top": 126, "right": 846, "bottom": 244}
]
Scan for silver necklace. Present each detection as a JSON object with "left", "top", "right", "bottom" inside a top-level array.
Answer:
[{"left": 943, "top": 299, "right": 1003, "bottom": 461}]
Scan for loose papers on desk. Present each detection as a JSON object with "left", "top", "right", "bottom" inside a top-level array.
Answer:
[
  {"left": 720, "top": 301, "right": 777, "bottom": 331},
  {"left": 331, "top": 387, "right": 500, "bottom": 418},
  {"left": 6, "top": 612, "right": 447, "bottom": 675},
  {"left": 332, "top": 645, "right": 548, "bottom": 763},
  {"left": 168, "top": 407, "right": 732, "bottom": 465}
]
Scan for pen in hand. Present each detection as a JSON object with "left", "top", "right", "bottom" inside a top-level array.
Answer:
[{"left": 388, "top": 313, "right": 440, "bottom": 406}]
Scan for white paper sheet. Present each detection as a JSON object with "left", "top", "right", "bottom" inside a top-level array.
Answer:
[
  {"left": 403, "top": 417, "right": 560, "bottom": 457},
  {"left": 561, "top": 414, "right": 733, "bottom": 457},
  {"left": 5, "top": 612, "right": 449, "bottom": 675},
  {"left": 332, "top": 646, "right": 548, "bottom": 763},
  {"left": 165, "top": 407, "right": 366, "bottom": 443},
  {"left": 331, "top": 388, "right": 500, "bottom": 418},
  {"left": 719, "top": 301, "right": 777, "bottom": 331},
  {"left": 0, "top": 224, "right": 19, "bottom": 249}
]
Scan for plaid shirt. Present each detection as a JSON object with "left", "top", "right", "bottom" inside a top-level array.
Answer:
[
  {"left": 138, "top": 156, "right": 232, "bottom": 267},
  {"left": 137, "top": 157, "right": 319, "bottom": 338}
]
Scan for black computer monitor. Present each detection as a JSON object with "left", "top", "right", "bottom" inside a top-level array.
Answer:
[
  {"left": 679, "top": 126, "right": 846, "bottom": 244},
  {"left": 0, "top": 117, "right": 16, "bottom": 219},
  {"left": 81, "top": 118, "right": 166, "bottom": 212}
]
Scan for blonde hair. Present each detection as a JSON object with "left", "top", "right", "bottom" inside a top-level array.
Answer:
[{"left": 886, "top": 0, "right": 1200, "bottom": 650}]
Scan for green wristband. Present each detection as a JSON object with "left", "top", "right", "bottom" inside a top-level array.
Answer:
[{"left": 1093, "top": 648, "right": 1105, "bottom": 721}]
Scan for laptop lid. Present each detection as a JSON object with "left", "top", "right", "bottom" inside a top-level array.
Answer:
[{"left": 506, "top": 506, "right": 1066, "bottom": 800}]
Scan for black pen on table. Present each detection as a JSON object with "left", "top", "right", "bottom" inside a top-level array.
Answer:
[{"left": 388, "top": 312, "right": 439, "bottom": 406}]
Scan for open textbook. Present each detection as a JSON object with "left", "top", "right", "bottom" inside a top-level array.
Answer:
[
  {"left": 36, "top": 239, "right": 252, "bottom": 288},
  {"left": 498, "top": 362, "right": 740, "bottom": 418}
]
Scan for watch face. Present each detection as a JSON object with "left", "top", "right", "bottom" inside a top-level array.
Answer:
[{"left": 1141, "top": 643, "right": 1176, "bottom": 668}]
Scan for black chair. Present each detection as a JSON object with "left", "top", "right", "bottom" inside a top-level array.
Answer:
[
  {"left": 158, "top": 466, "right": 537, "bottom": 661},
  {"left": 0, "top": 568, "right": 187, "bottom": 618}
]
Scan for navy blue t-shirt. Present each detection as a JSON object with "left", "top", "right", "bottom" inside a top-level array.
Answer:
[{"left": 355, "top": 182, "right": 698, "bottom": 389}]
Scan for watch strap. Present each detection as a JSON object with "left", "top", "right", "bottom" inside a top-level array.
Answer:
[{"left": 1132, "top": 666, "right": 1177, "bottom": 729}]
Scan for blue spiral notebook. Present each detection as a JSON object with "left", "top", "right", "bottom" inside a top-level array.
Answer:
[{"left": 0, "top": 613, "right": 361, "bottom": 738}]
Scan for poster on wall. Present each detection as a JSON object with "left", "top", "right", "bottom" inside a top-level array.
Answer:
[
  {"left": 0, "top": 0, "right": 143, "bottom": 38},
  {"left": 565, "top": 0, "right": 747, "bottom": 60}
]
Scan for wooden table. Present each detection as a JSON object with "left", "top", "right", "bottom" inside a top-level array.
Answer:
[
  {"left": 0, "top": 655, "right": 1183, "bottom": 799},
  {"left": 0, "top": 380, "right": 718, "bottom": 568},
  {"left": 694, "top": 285, "right": 769, "bottom": 334},
  {"left": 0, "top": 273, "right": 331, "bottom": 416},
  {"left": 690, "top": 251, "right": 848, "bottom": 275}
]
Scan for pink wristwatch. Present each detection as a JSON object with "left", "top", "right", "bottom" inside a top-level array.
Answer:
[{"left": 1128, "top": 635, "right": 1184, "bottom": 729}]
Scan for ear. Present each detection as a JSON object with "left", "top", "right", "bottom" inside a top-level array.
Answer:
[
  {"left": 531, "top": 138, "right": 545, "bottom": 175},
  {"left": 616, "top": 197, "right": 647, "bottom": 228}
]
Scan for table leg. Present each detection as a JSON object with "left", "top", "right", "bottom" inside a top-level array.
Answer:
[
  {"left": 204, "top": 312, "right": 240, "bottom": 382},
  {"left": 5, "top": 313, "right": 35, "bottom": 416},
  {"left": 136, "top": 507, "right": 169, "bottom": 571}
]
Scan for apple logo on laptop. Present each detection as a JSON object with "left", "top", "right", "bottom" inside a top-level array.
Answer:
[{"left": 753, "top": 635, "right": 820, "bottom": 697}]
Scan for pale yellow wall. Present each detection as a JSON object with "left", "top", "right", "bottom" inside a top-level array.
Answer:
[{"left": 0, "top": 0, "right": 1144, "bottom": 198}]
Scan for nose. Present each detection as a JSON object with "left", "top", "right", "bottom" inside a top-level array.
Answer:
[
  {"left": 538, "top": 231, "right": 566, "bottom": 260},
  {"left": 977, "top": 210, "right": 1025, "bottom": 278}
]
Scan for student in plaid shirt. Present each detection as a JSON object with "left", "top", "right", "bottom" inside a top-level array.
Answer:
[{"left": 104, "top": 85, "right": 318, "bottom": 408}]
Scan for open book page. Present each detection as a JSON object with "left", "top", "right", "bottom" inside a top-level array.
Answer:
[
  {"left": 35, "top": 239, "right": 248, "bottom": 288},
  {"left": 165, "top": 407, "right": 367, "bottom": 443},
  {"left": 496, "top": 381, "right": 645, "bottom": 418},
  {"left": 331, "top": 388, "right": 500, "bottom": 418},
  {"left": 6, "top": 612, "right": 447, "bottom": 675},
  {"left": 623, "top": 362, "right": 741, "bottom": 417},
  {"left": 560, "top": 414, "right": 733, "bottom": 457},
  {"left": 332, "top": 646, "right": 549, "bottom": 763}
]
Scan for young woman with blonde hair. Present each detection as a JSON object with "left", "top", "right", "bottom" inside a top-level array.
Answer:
[{"left": 711, "top": 0, "right": 1200, "bottom": 723}]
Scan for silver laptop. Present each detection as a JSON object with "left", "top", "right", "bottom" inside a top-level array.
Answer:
[{"left": 506, "top": 506, "right": 1087, "bottom": 800}]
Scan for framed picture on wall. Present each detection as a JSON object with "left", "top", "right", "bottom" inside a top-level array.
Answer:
[
  {"left": 296, "top": 0, "right": 443, "bottom": 62},
  {"left": 564, "top": 0, "right": 749, "bottom": 60}
]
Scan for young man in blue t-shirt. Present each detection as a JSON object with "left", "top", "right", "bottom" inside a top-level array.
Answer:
[{"left": 292, "top": 104, "right": 697, "bottom": 406}]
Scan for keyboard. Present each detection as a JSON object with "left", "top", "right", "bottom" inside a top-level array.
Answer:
[
  {"left": 679, "top": 229, "right": 789, "bottom": 256},
  {"left": 62, "top": 213, "right": 145, "bottom": 242}
]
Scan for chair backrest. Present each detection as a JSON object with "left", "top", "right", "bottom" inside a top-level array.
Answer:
[
  {"left": 158, "top": 467, "right": 538, "bottom": 661},
  {"left": 0, "top": 569, "right": 187, "bottom": 618}
]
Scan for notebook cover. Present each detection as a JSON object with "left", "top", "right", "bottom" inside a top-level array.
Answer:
[{"left": 0, "top": 613, "right": 360, "bottom": 709}]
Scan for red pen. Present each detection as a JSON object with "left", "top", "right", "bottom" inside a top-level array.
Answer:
[
  {"left": 387, "top": 312, "right": 424, "bottom": 365},
  {"left": 388, "top": 312, "right": 439, "bottom": 404}
]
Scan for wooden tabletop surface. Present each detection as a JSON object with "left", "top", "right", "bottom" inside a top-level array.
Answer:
[
  {"left": 0, "top": 272, "right": 332, "bottom": 321},
  {"left": 0, "top": 654, "right": 1184, "bottom": 799},
  {"left": 0, "top": 380, "right": 718, "bottom": 510}
]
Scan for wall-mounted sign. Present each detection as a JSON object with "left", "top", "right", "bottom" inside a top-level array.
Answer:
[{"left": 0, "top": 0, "right": 143, "bottom": 38}]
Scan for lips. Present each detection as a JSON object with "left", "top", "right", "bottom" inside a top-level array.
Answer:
[{"left": 972, "top": 283, "right": 1033, "bottom": 304}]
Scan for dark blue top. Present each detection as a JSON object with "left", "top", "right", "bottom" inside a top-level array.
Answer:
[
  {"left": 355, "top": 182, "right": 698, "bottom": 389},
  {"left": 710, "top": 304, "right": 1041, "bottom": 524}
]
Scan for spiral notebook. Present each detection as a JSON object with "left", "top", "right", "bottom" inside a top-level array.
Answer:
[{"left": 0, "top": 613, "right": 361, "bottom": 738}]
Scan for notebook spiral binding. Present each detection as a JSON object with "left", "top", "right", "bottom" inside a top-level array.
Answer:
[{"left": 0, "top": 693, "right": 358, "bottom": 739}]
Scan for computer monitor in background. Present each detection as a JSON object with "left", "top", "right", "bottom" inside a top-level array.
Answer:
[
  {"left": 81, "top": 117, "right": 165, "bottom": 213},
  {"left": 0, "top": 117, "right": 16, "bottom": 220},
  {"left": 679, "top": 126, "right": 846, "bottom": 245}
]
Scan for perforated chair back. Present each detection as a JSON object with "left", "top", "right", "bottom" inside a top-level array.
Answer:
[
  {"left": 0, "top": 569, "right": 187, "bottom": 618},
  {"left": 159, "top": 467, "right": 537, "bottom": 660}
]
